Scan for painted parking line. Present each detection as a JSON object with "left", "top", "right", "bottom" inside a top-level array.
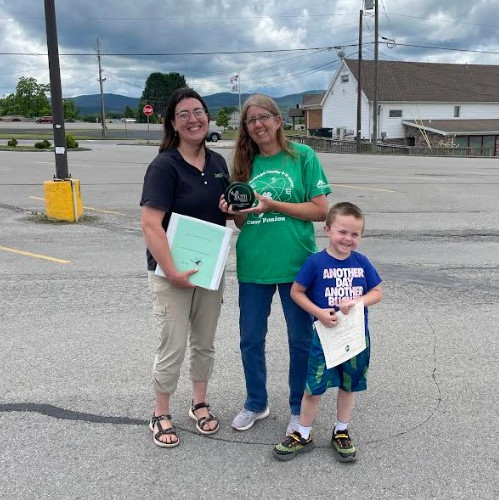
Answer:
[
  {"left": 333, "top": 184, "right": 396, "bottom": 193},
  {"left": 0, "top": 245, "right": 70, "bottom": 264},
  {"left": 29, "top": 196, "right": 125, "bottom": 215}
]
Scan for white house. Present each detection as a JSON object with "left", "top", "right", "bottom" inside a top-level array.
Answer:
[
  {"left": 319, "top": 59, "right": 499, "bottom": 154},
  {"left": 229, "top": 110, "right": 241, "bottom": 129}
]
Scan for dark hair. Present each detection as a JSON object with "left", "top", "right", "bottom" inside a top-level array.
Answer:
[
  {"left": 159, "top": 87, "right": 209, "bottom": 152},
  {"left": 326, "top": 202, "right": 365, "bottom": 231},
  {"left": 232, "top": 94, "right": 294, "bottom": 182}
]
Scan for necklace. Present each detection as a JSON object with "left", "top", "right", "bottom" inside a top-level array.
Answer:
[{"left": 178, "top": 146, "right": 205, "bottom": 171}]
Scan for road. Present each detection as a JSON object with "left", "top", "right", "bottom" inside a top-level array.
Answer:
[
  {"left": 0, "top": 141, "right": 498, "bottom": 499},
  {"left": 0, "top": 121, "right": 221, "bottom": 142}
]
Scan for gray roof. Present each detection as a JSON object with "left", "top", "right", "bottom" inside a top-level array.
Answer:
[
  {"left": 402, "top": 119, "right": 499, "bottom": 135},
  {"left": 344, "top": 59, "right": 499, "bottom": 103},
  {"left": 288, "top": 108, "right": 304, "bottom": 117},
  {"left": 301, "top": 92, "right": 325, "bottom": 107}
]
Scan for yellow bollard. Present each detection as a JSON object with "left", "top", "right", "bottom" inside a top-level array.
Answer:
[{"left": 43, "top": 179, "right": 83, "bottom": 222}]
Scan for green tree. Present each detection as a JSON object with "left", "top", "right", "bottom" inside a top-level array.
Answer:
[
  {"left": 138, "top": 72, "right": 187, "bottom": 122},
  {"left": 63, "top": 99, "right": 80, "bottom": 120},
  {"left": 0, "top": 94, "right": 16, "bottom": 116},
  {"left": 222, "top": 106, "right": 237, "bottom": 115},
  {"left": 123, "top": 105, "right": 136, "bottom": 119},
  {"left": 216, "top": 109, "right": 229, "bottom": 128},
  {"left": 13, "top": 77, "right": 50, "bottom": 117}
]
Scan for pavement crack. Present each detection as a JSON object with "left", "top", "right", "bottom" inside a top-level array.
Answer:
[
  {"left": 0, "top": 403, "right": 145, "bottom": 425},
  {"left": 364, "top": 312, "right": 443, "bottom": 445},
  {"left": 0, "top": 402, "right": 272, "bottom": 445}
]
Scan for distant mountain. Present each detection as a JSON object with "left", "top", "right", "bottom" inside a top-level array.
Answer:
[
  {"left": 67, "top": 90, "right": 326, "bottom": 117},
  {"left": 68, "top": 93, "right": 140, "bottom": 115},
  {"left": 203, "top": 90, "right": 326, "bottom": 117}
]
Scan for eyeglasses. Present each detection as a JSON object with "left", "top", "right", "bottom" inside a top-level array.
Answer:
[
  {"left": 175, "top": 108, "right": 207, "bottom": 121},
  {"left": 245, "top": 113, "right": 276, "bottom": 126}
]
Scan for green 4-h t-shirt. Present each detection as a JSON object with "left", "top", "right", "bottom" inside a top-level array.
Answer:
[{"left": 236, "top": 142, "right": 331, "bottom": 283}]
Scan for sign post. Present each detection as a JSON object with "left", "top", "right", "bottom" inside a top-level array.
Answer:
[{"left": 143, "top": 104, "right": 153, "bottom": 144}]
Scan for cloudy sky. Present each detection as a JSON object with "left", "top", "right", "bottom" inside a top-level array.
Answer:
[{"left": 1, "top": 0, "right": 499, "bottom": 99}]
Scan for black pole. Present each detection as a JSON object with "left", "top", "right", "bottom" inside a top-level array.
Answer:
[
  {"left": 97, "top": 39, "right": 107, "bottom": 138},
  {"left": 356, "top": 10, "right": 363, "bottom": 153},
  {"left": 44, "top": 0, "right": 68, "bottom": 179},
  {"left": 372, "top": 0, "right": 379, "bottom": 152}
]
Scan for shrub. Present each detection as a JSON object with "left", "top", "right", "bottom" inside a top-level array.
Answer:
[
  {"left": 7, "top": 138, "right": 18, "bottom": 147},
  {"left": 34, "top": 139, "right": 51, "bottom": 149},
  {"left": 65, "top": 134, "right": 79, "bottom": 149}
]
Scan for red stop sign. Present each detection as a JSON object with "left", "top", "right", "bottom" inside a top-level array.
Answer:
[{"left": 143, "top": 104, "right": 153, "bottom": 116}]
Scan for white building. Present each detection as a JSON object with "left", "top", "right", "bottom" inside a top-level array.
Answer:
[{"left": 320, "top": 59, "right": 499, "bottom": 154}]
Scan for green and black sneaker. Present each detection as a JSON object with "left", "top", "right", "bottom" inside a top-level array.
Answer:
[
  {"left": 331, "top": 427, "right": 357, "bottom": 462},
  {"left": 273, "top": 431, "right": 315, "bottom": 461}
]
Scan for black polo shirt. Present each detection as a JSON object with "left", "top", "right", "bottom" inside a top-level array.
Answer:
[{"left": 140, "top": 147, "right": 230, "bottom": 270}]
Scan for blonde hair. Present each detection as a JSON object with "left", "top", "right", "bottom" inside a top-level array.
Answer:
[
  {"left": 326, "top": 202, "right": 365, "bottom": 231},
  {"left": 232, "top": 94, "right": 295, "bottom": 182}
]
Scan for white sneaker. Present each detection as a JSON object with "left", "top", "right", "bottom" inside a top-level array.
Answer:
[
  {"left": 231, "top": 407, "right": 270, "bottom": 431},
  {"left": 286, "top": 414, "right": 301, "bottom": 436}
]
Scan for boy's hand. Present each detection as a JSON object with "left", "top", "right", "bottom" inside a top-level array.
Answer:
[
  {"left": 316, "top": 308, "right": 339, "bottom": 328},
  {"left": 338, "top": 299, "right": 357, "bottom": 315}
]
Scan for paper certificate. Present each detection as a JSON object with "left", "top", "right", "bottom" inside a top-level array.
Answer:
[
  {"left": 314, "top": 301, "right": 366, "bottom": 369},
  {"left": 155, "top": 213, "right": 232, "bottom": 290}
]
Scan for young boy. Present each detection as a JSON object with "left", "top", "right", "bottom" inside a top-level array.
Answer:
[{"left": 273, "top": 202, "right": 382, "bottom": 462}]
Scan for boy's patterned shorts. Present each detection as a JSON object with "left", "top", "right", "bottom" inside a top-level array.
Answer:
[{"left": 305, "top": 330, "right": 370, "bottom": 395}]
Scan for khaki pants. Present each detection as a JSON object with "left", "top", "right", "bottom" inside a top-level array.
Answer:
[{"left": 148, "top": 271, "right": 224, "bottom": 395}]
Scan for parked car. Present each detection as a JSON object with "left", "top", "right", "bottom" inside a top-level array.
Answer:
[
  {"left": 309, "top": 127, "right": 333, "bottom": 138},
  {"left": 206, "top": 122, "right": 223, "bottom": 142},
  {"left": 36, "top": 116, "right": 53, "bottom": 123}
]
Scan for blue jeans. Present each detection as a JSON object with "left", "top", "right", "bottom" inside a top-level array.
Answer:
[{"left": 238, "top": 282, "right": 313, "bottom": 415}]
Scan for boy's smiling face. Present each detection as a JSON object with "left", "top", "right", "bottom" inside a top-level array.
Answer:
[{"left": 325, "top": 214, "right": 364, "bottom": 259}]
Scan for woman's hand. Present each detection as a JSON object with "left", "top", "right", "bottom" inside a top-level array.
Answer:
[
  {"left": 237, "top": 192, "right": 272, "bottom": 215},
  {"left": 219, "top": 194, "right": 241, "bottom": 215},
  {"left": 219, "top": 194, "right": 247, "bottom": 228},
  {"left": 167, "top": 268, "right": 198, "bottom": 288},
  {"left": 236, "top": 193, "right": 328, "bottom": 221}
]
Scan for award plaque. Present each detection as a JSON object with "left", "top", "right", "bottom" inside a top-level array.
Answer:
[{"left": 224, "top": 182, "right": 255, "bottom": 210}]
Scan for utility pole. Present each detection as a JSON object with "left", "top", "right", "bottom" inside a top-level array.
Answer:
[
  {"left": 43, "top": 0, "right": 68, "bottom": 179},
  {"left": 356, "top": 9, "right": 363, "bottom": 153},
  {"left": 372, "top": 0, "right": 379, "bottom": 153},
  {"left": 96, "top": 38, "right": 106, "bottom": 138},
  {"left": 238, "top": 72, "right": 241, "bottom": 127}
]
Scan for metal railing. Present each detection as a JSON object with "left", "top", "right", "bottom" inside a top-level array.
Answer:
[{"left": 289, "top": 135, "right": 497, "bottom": 157}]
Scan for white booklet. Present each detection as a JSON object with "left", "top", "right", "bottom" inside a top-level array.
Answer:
[
  {"left": 155, "top": 212, "right": 232, "bottom": 290},
  {"left": 314, "top": 301, "right": 366, "bottom": 369}
]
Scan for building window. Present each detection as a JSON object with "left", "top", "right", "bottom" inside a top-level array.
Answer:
[
  {"left": 341, "top": 74, "right": 349, "bottom": 83},
  {"left": 389, "top": 109, "right": 402, "bottom": 118},
  {"left": 454, "top": 106, "right": 460, "bottom": 117}
]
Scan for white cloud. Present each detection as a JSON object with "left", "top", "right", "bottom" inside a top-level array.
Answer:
[{"left": 0, "top": 0, "right": 498, "bottom": 98}]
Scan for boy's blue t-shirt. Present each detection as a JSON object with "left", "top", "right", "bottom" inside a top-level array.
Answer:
[{"left": 295, "top": 249, "right": 382, "bottom": 332}]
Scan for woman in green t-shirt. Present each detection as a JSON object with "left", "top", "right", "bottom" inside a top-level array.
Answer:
[{"left": 220, "top": 94, "right": 331, "bottom": 435}]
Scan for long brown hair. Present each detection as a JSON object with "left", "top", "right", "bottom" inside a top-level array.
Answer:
[
  {"left": 232, "top": 94, "right": 295, "bottom": 182},
  {"left": 158, "top": 87, "right": 209, "bottom": 153}
]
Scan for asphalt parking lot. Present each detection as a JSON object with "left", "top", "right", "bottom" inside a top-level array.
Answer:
[{"left": 0, "top": 140, "right": 498, "bottom": 499}]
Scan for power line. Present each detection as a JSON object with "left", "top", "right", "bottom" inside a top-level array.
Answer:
[
  {"left": 0, "top": 45, "right": 358, "bottom": 57},
  {"left": 3, "top": 41, "right": 499, "bottom": 58},
  {"left": 387, "top": 41, "right": 499, "bottom": 56}
]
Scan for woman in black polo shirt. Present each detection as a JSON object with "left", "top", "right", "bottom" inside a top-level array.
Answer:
[{"left": 140, "top": 88, "right": 229, "bottom": 447}]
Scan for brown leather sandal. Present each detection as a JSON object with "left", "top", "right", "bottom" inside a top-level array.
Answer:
[
  {"left": 188, "top": 401, "right": 220, "bottom": 435},
  {"left": 149, "top": 414, "right": 180, "bottom": 448}
]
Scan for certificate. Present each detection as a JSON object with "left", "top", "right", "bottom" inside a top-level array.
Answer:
[
  {"left": 155, "top": 213, "right": 232, "bottom": 290},
  {"left": 314, "top": 301, "right": 366, "bottom": 369}
]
